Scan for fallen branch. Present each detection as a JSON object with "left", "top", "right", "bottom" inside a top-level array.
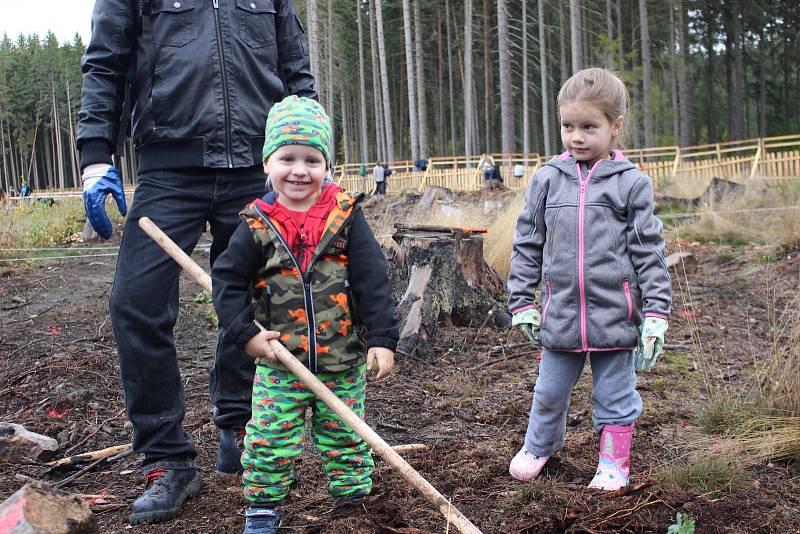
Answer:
[
  {"left": 47, "top": 444, "right": 132, "bottom": 467},
  {"left": 52, "top": 457, "right": 107, "bottom": 489},
  {"left": 1, "top": 300, "right": 31, "bottom": 311},
  {"left": 137, "top": 217, "right": 484, "bottom": 534},
  {"left": 601, "top": 480, "right": 655, "bottom": 499},
  {"left": 377, "top": 421, "right": 411, "bottom": 432},
  {"left": 53, "top": 451, "right": 131, "bottom": 489}
]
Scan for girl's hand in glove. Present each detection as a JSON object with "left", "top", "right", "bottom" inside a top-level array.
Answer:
[
  {"left": 635, "top": 317, "right": 668, "bottom": 371},
  {"left": 512, "top": 308, "right": 541, "bottom": 343}
]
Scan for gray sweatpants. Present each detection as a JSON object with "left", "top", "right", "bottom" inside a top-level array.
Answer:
[{"left": 523, "top": 349, "right": 642, "bottom": 457}]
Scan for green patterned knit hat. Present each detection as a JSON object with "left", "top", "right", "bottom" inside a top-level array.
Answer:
[{"left": 262, "top": 95, "right": 332, "bottom": 168}]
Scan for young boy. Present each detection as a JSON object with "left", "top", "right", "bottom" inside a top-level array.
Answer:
[{"left": 212, "top": 96, "right": 398, "bottom": 534}]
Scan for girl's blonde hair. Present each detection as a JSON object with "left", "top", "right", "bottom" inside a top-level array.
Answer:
[{"left": 557, "top": 68, "right": 630, "bottom": 148}]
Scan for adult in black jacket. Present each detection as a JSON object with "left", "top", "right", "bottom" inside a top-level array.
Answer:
[{"left": 76, "top": 0, "right": 316, "bottom": 524}]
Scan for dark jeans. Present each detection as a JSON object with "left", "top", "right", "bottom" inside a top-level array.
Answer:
[
  {"left": 375, "top": 181, "right": 386, "bottom": 195},
  {"left": 109, "top": 167, "right": 265, "bottom": 470}
]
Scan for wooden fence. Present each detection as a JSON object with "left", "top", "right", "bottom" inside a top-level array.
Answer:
[
  {"left": 334, "top": 134, "right": 800, "bottom": 198},
  {"left": 7, "top": 134, "right": 800, "bottom": 201}
]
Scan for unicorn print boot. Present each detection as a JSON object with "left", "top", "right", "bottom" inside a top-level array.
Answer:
[{"left": 588, "top": 423, "right": 634, "bottom": 490}]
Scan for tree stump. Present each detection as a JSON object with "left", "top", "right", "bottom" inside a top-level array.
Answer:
[
  {"left": 0, "top": 482, "right": 97, "bottom": 533},
  {"left": 388, "top": 223, "right": 510, "bottom": 358}
]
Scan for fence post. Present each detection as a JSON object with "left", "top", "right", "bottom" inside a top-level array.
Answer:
[
  {"left": 670, "top": 147, "right": 682, "bottom": 187},
  {"left": 749, "top": 138, "right": 763, "bottom": 181},
  {"left": 418, "top": 159, "right": 433, "bottom": 192}
]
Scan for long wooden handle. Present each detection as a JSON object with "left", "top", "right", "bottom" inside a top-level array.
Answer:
[{"left": 138, "top": 217, "right": 482, "bottom": 534}]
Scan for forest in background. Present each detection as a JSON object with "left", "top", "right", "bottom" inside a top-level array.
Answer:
[{"left": 0, "top": 0, "right": 798, "bottom": 192}]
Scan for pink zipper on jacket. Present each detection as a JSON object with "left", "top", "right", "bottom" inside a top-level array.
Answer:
[
  {"left": 576, "top": 160, "right": 603, "bottom": 352},
  {"left": 623, "top": 279, "right": 633, "bottom": 322},
  {"left": 542, "top": 278, "right": 553, "bottom": 323}
]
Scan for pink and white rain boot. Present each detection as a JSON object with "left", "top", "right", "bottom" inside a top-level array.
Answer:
[
  {"left": 509, "top": 448, "right": 550, "bottom": 481},
  {"left": 588, "top": 423, "right": 634, "bottom": 491}
]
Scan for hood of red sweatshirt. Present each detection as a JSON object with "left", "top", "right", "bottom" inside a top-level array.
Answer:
[{"left": 254, "top": 183, "right": 344, "bottom": 271}]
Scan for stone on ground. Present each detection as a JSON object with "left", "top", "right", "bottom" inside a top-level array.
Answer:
[{"left": 0, "top": 482, "right": 97, "bottom": 533}]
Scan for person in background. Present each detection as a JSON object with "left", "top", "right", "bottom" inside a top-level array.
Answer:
[
  {"left": 76, "top": 0, "right": 316, "bottom": 524},
  {"left": 507, "top": 68, "right": 671, "bottom": 491},
  {"left": 357, "top": 163, "right": 368, "bottom": 192},
  {"left": 513, "top": 162, "right": 525, "bottom": 182},
  {"left": 382, "top": 164, "right": 392, "bottom": 194},
  {"left": 372, "top": 162, "right": 385, "bottom": 195},
  {"left": 212, "top": 96, "right": 398, "bottom": 534},
  {"left": 478, "top": 154, "right": 495, "bottom": 183},
  {"left": 491, "top": 164, "right": 503, "bottom": 183}
]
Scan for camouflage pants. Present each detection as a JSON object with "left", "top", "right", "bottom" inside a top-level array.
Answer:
[{"left": 241, "top": 364, "right": 373, "bottom": 503}]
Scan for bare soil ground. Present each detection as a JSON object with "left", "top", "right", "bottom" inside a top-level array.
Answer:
[{"left": 1, "top": 195, "right": 799, "bottom": 533}]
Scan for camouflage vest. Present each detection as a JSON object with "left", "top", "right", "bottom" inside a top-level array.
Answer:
[{"left": 241, "top": 192, "right": 366, "bottom": 374}]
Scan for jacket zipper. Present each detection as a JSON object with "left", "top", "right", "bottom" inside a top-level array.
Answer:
[
  {"left": 212, "top": 0, "right": 234, "bottom": 168},
  {"left": 254, "top": 204, "right": 358, "bottom": 373},
  {"left": 576, "top": 160, "right": 602, "bottom": 352},
  {"left": 255, "top": 207, "right": 318, "bottom": 372},
  {"left": 542, "top": 278, "right": 553, "bottom": 324},
  {"left": 623, "top": 279, "right": 632, "bottom": 322}
]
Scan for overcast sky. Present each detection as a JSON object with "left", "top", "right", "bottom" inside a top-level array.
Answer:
[{"left": 2, "top": 0, "right": 95, "bottom": 43}]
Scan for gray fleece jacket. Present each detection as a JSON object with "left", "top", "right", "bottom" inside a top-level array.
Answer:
[{"left": 508, "top": 151, "right": 672, "bottom": 352}]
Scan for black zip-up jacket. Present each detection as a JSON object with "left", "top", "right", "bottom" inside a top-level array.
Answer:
[
  {"left": 212, "top": 192, "right": 399, "bottom": 373},
  {"left": 77, "top": 0, "right": 316, "bottom": 172}
]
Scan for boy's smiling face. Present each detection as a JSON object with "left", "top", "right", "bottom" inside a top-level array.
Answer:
[{"left": 264, "top": 144, "right": 327, "bottom": 211}]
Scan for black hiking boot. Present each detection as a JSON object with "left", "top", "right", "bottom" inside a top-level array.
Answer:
[
  {"left": 129, "top": 467, "right": 202, "bottom": 525},
  {"left": 217, "top": 427, "right": 246, "bottom": 474},
  {"left": 243, "top": 506, "right": 281, "bottom": 534}
]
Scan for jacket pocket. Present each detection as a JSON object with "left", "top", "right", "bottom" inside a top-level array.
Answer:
[
  {"left": 542, "top": 278, "right": 553, "bottom": 324},
  {"left": 623, "top": 279, "right": 633, "bottom": 323},
  {"left": 236, "top": 0, "right": 277, "bottom": 49},
  {"left": 148, "top": 0, "right": 195, "bottom": 47}
]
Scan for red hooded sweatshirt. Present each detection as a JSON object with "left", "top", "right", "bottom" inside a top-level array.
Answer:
[{"left": 254, "top": 183, "right": 343, "bottom": 272}]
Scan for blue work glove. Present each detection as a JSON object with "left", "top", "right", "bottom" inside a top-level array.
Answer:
[
  {"left": 634, "top": 317, "right": 669, "bottom": 371},
  {"left": 82, "top": 164, "right": 127, "bottom": 239},
  {"left": 512, "top": 308, "right": 541, "bottom": 343}
]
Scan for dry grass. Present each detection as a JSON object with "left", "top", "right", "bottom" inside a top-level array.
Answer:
[
  {"left": 692, "top": 417, "right": 800, "bottom": 464},
  {"left": 674, "top": 178, "right": 800, "bottom": 249},
  {"left": 655, "top": 457, "right": 744, "bottom": 498},
  {"left": 691, "top": 283, "right": 800, "bottom": 467},
  {"left": 484, "top": 193, "right": 525, "bottom": 280},
  {"left": 0, "top": 197, "right": 90, "bottom": 256}
]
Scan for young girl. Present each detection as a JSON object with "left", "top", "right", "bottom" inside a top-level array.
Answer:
[
  {"left": 212, "top": 96, "right": 398, "bottom": 533},
  {"left": 507, "top": 68, "right": 671, "bottom": 490}
]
